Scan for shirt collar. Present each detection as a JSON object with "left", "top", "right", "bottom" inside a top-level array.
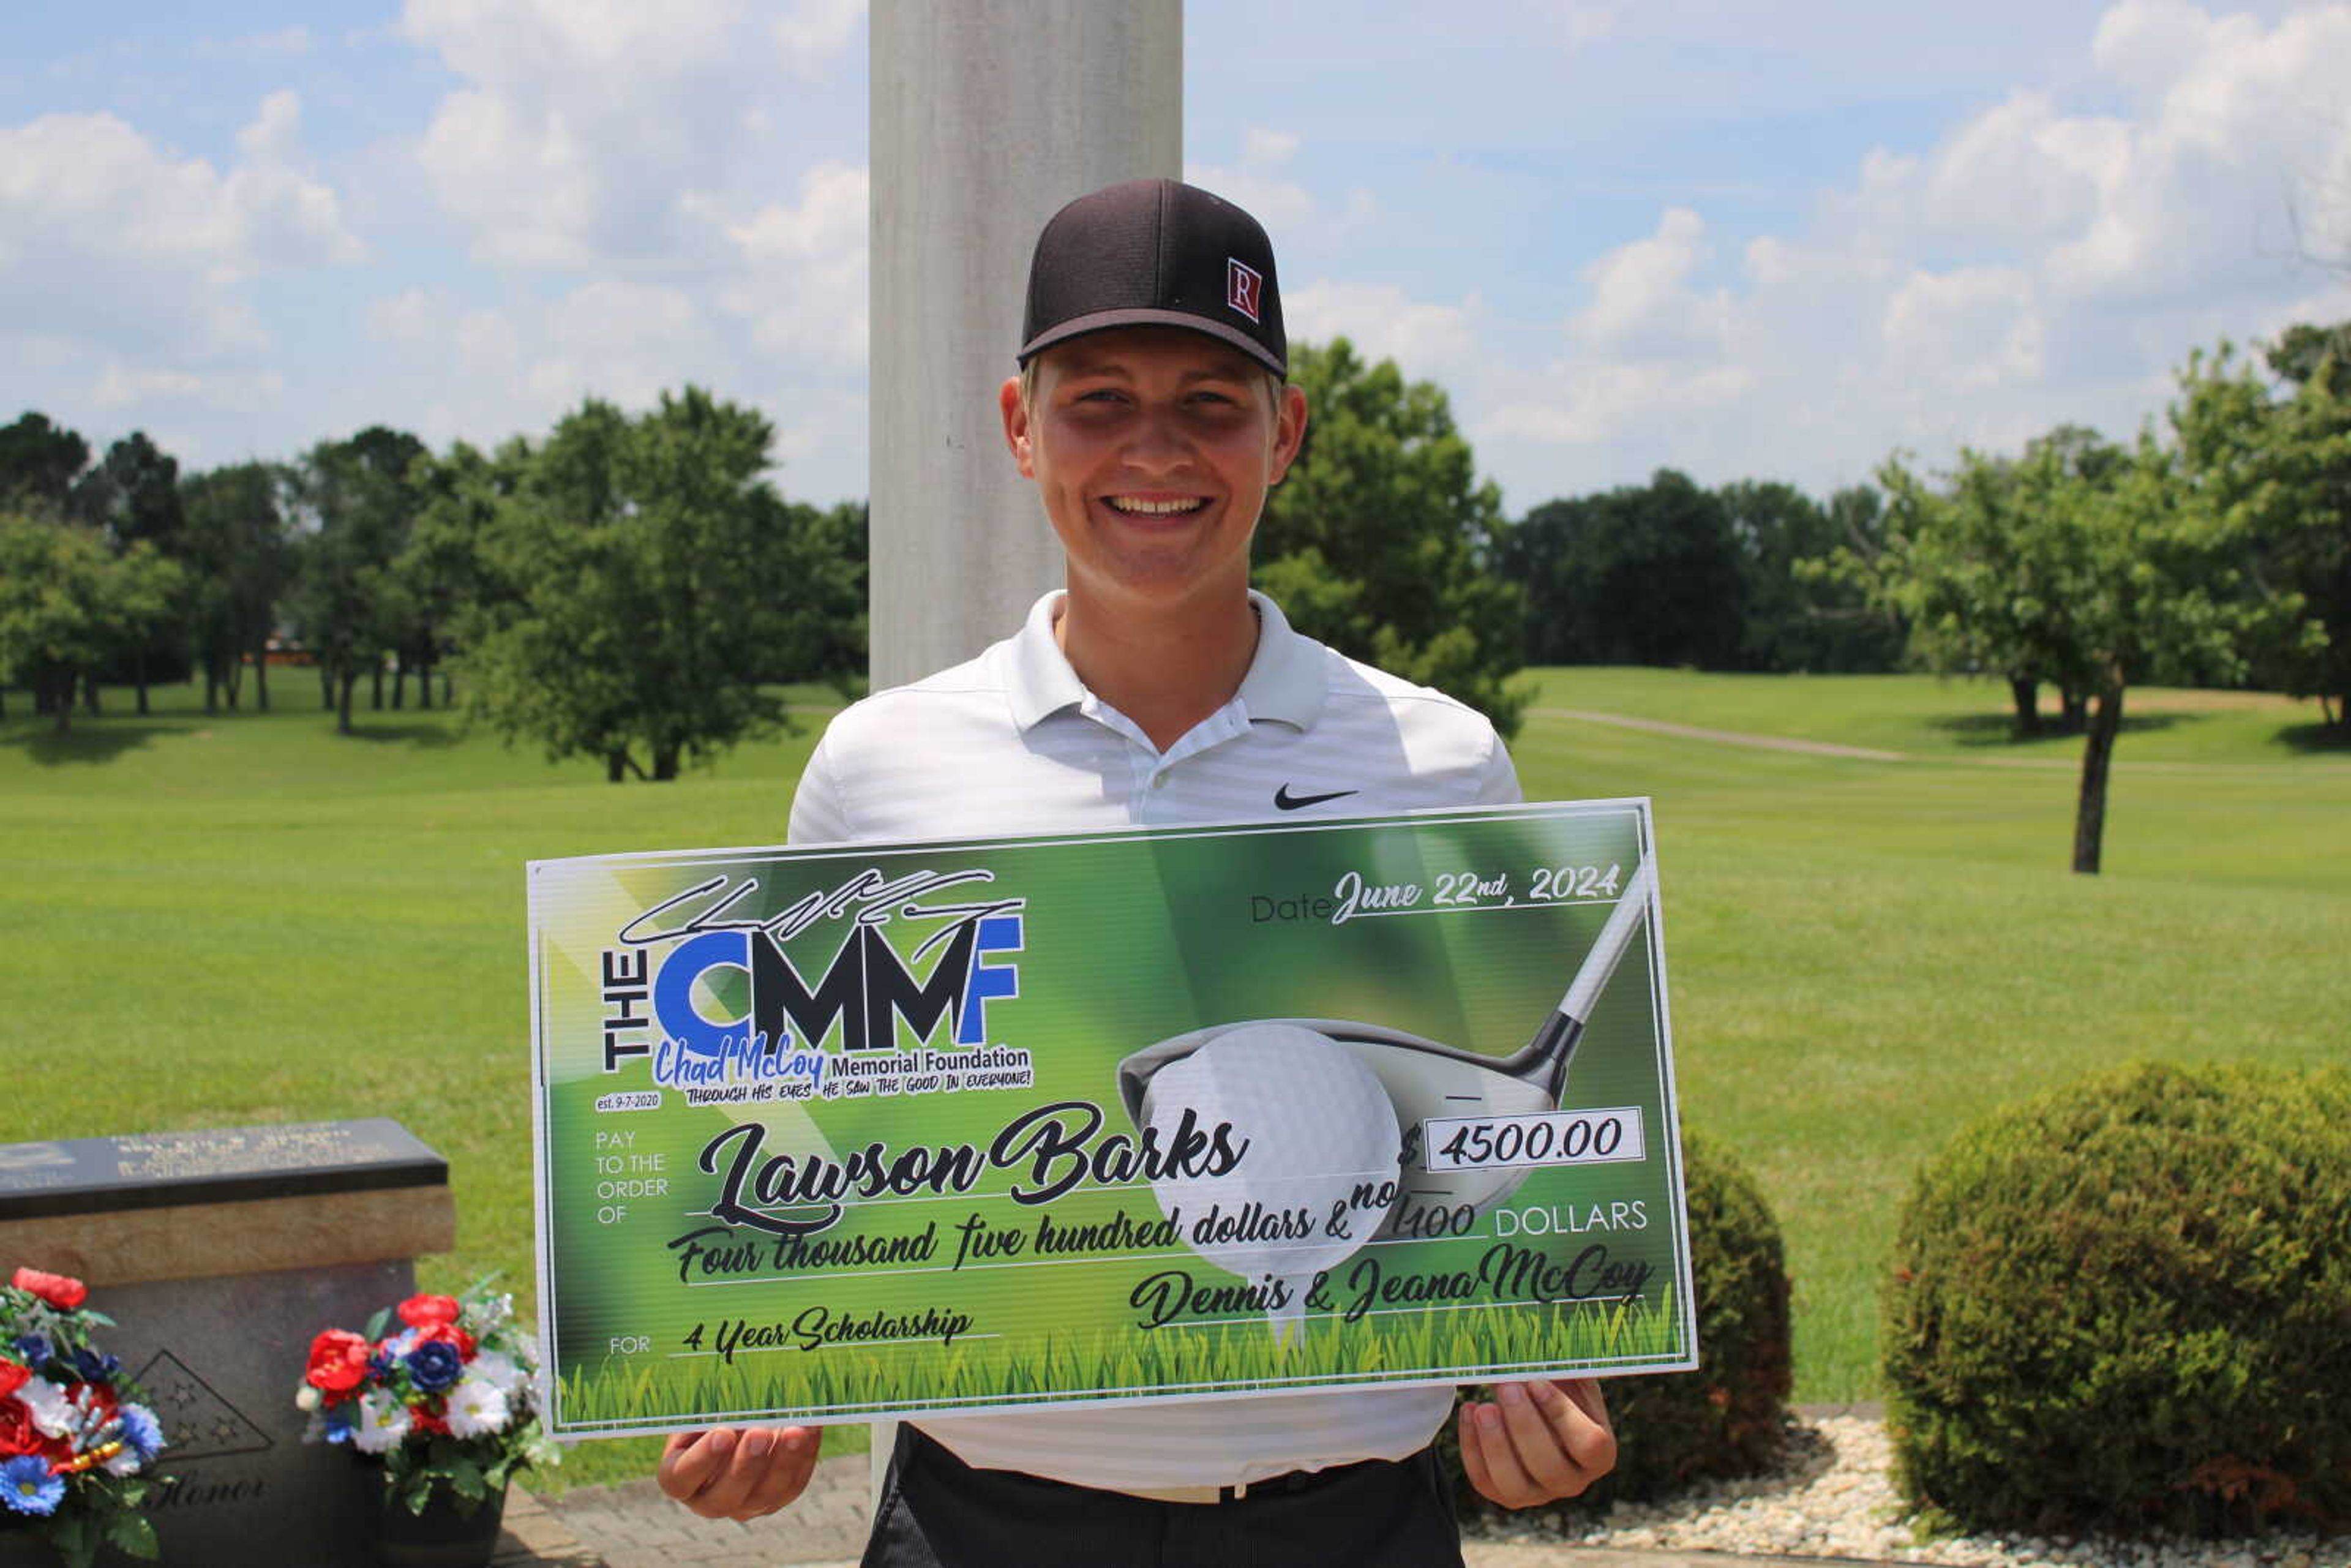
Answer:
[
  {"left": 1001, "top": 589, "right": 1327, "bottom": 734},
  {"left": 1003, "top": 591, "right": 1090, "bottom": 731},
  {"left": 1232, "top": 591, "right": 1325, "bottom": 730}
]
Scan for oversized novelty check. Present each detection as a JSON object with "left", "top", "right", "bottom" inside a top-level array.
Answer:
[{"left": 528, "top": 798, "right": 1694, "bottom": 1438}]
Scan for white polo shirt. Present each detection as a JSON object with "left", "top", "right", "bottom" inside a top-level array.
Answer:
[{"left": 788, "top": 590, "right": 1520, "bottom": 1491}]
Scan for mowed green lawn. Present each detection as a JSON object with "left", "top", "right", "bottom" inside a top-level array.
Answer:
[
  {"left": 4, "top": 671, "right": 2344, "bottom": 1488},
  {"left": 1531, "top": 665, "right": 2347, "bottom": 763}
]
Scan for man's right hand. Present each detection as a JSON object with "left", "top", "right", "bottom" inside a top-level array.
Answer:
[{"left": 657, "top": 1427, "right": 823, "bottom": 1521}]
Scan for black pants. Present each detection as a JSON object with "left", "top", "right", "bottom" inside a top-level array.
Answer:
[{"left": 862, "top": 1424, "right": 1466, "bottom": 1568}]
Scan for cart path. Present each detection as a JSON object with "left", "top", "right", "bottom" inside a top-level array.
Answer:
[
  {"left": 1532, "top": 709, "right": 1909, "bottom": 762},
  {"left": 1532, "top": 707, "right": 2345, "bottom": 772}
]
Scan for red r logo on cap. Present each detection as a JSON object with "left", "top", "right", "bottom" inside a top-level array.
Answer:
[{"left": 1227, "top": 259, "right": 1263, "bottom": 323}]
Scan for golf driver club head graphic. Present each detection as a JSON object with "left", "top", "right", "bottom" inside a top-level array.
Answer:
[{"left": 1117, "top": 855, "right": 1655, "bottom": 1239}]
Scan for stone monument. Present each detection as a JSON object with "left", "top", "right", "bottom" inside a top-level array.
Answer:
[{"left": 0, "top": 1120, "right": 455, "bottom": 1567}]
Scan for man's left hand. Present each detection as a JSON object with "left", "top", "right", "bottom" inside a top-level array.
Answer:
[{"left": 1457, "top": 1378, "right": 1616, "bottom": 1507}]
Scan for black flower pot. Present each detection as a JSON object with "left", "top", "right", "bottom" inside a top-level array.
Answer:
[
  {"left": 0, "top": 1518, "right": 54, "bottom": 1568},
  {"left": 366, "top": 1477, "right": 508, "bottom": 1568}
]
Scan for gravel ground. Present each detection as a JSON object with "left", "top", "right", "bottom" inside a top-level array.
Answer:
[{"left": 1471, "top": 1417, "right": 2350, "bottom": 1568}]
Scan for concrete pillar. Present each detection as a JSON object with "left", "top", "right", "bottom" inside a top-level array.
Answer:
[
  {"left": 868, "top": 0, "right": 1183, "bottom": 691},
  {"left": 865, "top": 8, "right": 1179, "bottom": 1500}
]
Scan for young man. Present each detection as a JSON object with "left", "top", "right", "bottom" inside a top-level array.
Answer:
[{"left": 657, "top": 179, "right": 1616, "bottom": 1566}]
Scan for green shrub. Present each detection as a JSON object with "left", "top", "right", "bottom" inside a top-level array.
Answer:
[
  {"left": 1442, "top": 1130, "right": 1793, "bottom": 1514},
  {"left": 1883, "top": 1060, "right": 2351, "bottom": 1537}
]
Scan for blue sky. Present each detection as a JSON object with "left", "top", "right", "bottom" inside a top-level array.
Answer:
[{"left": 6, "top": 0, "right": 2348, "bottom": 512}]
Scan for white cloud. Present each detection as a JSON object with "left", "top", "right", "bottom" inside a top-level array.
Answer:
[
  {"left": 0, "top": 99, "right": 357, "bottom": 288},
  {"left": 1916, "top": 92, "right": 2128, "bottom": 249},
  {"left": 91, "top": 365, "right": 288, "bottom": 413},
  {"left": 365, "top": 289, "right": 529, "bottom": 394},
  {"left": 238, "top": 89, "right": 308, "bottom": 167},
  {"left": 765, "top": 384, "right": 868, "bottom": 483},
  {"left": 1491, "top": 361, "right": 1755, "bottom": 446},
  {"left": 1572, "top": 207, "right": 1730, "bottom": 357},
  {"left": 335, "top": 1, "right": 873, "bottom": 497},
  {"left": 362, "top": 282, "right": 711, "bottom": 432},
  {"left": 1457, "top": 0, "right": 2351, "bottom": 503},
  {"left": 1285, "top": 282, "right": 1482, "bottom": 380},
  {"left": 1881, "top": 266, "right": 2045, "bottom": 392},
  {"left": 1243, "top": 128, "right": 1301, "bottom": 168},
  {"left": 530, "top": 280, "right": 714, "bottom": 407},
  {"left": 29, "top": 0, "right": 2349, "bottom": 525},
  {"left": 1834, "top": 0, "right": 2351, "bottom": 302},
  {"left": 365, "top": 287, "right": 441, "bottom": 348},
  {"left": 350, "top": 278, "right": 868, "bottom": 501},
  {"left": 411, "top": 86, "right": 600, "bottom": 268},
  {"left": 403, "top": 0, "right": 749, "bottom": 88},
  {"left": 774, "top": 0, "right": 867, "bottom": 79},
  {"left": 1187, "top": 127, "right": 1374, "bottom": 246},
  {"left": 0, "top": 94, "right": 361, "bottom": 404},
  {"left": 91, "top": 367, "right": 208, "bottom": 407},
  {"left": 1476, "top": 208, "right": 1752, "bottom": 454},
  {"left": 706, "top": 162, "right": 870, "bottom": 366},
  {"left": 2089, "top": 0, "right": 2219, "bottom": 95},
  {"left": 402, "top": 0, "right": 786, "bottom": 268}
]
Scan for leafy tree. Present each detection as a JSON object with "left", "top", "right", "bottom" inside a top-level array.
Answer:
[
  {"left": 1853, "top": 434, "right": 2126, "bottom": 738},
  {"left": 2265, "top": 320, "right": 2351, "bottom": 397},
  {"left": 1719, "top": 480, "right": 1821, "bottom": 671},
  {"left": 0, "top": 513, "right": 106, "bottom": 728},
  {"left": 179, "top": 462, "right": 296, "bottom": 713},
  {"left": 75, "top": 432, "right": 188, "bottom": 714},
  {"left": 2056, "top": 443, "right": 2271, "bottom": 871},
  {"left": 1843, "top": 432, "right": 2270, "bottom": 872},
  {"left": 0, "top": 416, "right": 82, "bottom": 720},
  {"left": 1722, "top": 479, "right": 1904, "bottom": 673},
  {"left": 288, "top": 427, "right": 428, "bottom": 733},
  {"left": 1491, "top": 488, "right": 1572, "bottom": 669},
  {"left": 0, "top": 513, "right": 181, "bottom": 735},
  {"left": 396, "top": 442, "right": 521, "bottom": 712},
  {"left": 2173, "top": 332, "right": 2351, "bottom": 735},
  {"left": 453, "top": 388, "right": 855, "bottom": 781},
  {"left": 1503, "top": 470, "right": 1747, "bottom": 671},
  {"left": 1826, "top": 485, "right": 1910, "bottom": 666},
  {"left": 798, "top": 500, "right": 869, "bottom": 685},
  {"left": 1255, "top": 339, "right": 1528, "bottom": 737},
  {"left": 0, "top": 413, "right": 91, "bottom": 514},
  {"left": 78, "top": 432, "right": 185, "bottom": 551}
]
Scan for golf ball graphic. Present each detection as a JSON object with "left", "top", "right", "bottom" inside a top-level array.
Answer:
[{"left": 1141, "top": 1022, "right": 1401, "bottom": 1335}]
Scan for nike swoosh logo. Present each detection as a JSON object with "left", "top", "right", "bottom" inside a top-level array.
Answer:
[{"left": 1274, "top": 785, "right": 1359, "bottom": 811}]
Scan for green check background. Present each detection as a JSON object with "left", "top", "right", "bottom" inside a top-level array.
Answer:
[{"left": 530, "top": 800, "right": 1692, "bottom": 1438}]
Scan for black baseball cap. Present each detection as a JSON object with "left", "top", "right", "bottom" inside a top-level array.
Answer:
[{"left": 1018, "top": 178, "right": 1288, "bottom": 378}]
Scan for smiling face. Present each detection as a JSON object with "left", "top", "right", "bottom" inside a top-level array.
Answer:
[{"left": 1002, "top": 326, "right": 1308, "bottom": 617}]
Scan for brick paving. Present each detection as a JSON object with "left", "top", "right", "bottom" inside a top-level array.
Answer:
[
  {"left": 501, "top": 1450, "right": 870, "bottom": 1568},
  {"left": 489, "top": 1487, "right": 602, "bottom": 1565},
  {"left": 497, "top": 1412, "right": 1891, "bottom": 1568}
]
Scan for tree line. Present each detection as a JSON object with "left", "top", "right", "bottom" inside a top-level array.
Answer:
[
  {"left": 3, "top": 319, "right": 2341, "bottom": 871},
  {"left": 0, "top": 394, "right": 867, "bottom": 786}
]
